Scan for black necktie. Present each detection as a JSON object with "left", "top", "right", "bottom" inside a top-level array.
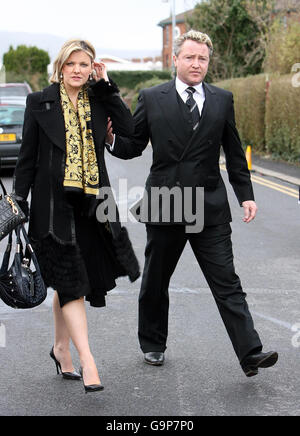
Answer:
[{"left": 185, "top": 87, "right": 200, "bottom": 132}]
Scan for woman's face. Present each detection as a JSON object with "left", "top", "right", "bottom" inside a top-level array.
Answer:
[{"left": 61, "top": 50, "right": 93, "bottom": 90}]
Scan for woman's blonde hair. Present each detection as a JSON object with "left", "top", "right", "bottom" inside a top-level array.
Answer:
[{"left": 50, "top": 39, "right": 96, "bottom": 83}]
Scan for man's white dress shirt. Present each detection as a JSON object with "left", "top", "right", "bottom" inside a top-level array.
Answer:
[{"left": 175, "top": 76, "right": 206, "bottom": 117}]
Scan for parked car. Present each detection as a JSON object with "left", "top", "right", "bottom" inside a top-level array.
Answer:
[
  {"left": 0, "top": 82, "right": 32, "bottom": 98},
  {"left": 0, "top": 99, "right": 26, "bottom": 168}
]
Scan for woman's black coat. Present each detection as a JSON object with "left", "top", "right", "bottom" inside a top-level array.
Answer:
[{"left": 14, "top": 79, "right": 140, "bottom": 281}]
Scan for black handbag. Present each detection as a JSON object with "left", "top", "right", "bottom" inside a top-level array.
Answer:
[
  {"left": 0, "top": 178, "right": 26, "bottom": 241},
  {"left": 0, "top": 224, "right": 47, "bottom": 309}
]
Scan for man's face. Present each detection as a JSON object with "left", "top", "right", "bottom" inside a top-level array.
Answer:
[{"left": 173, "top": 40, "right": 210, "bottom": 86}]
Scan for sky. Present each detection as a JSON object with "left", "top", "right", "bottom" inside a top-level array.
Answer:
[{"left": 1, "top": 0, "right": 199, "bottom": 54}]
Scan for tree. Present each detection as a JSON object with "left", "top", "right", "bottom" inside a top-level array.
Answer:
[
  {"left": 3, "top": 45, "right": 50, "bottom": 91},
  {"left": 264, "top": 17, "right": 300, "bottom": 74},
  {"left": 187, "top": 0, "right": 275, "bottom": 81}
]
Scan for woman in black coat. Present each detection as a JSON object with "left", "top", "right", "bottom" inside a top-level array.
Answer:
[{"left": 14, "top": 39, "right": 138, "bottom": 392}]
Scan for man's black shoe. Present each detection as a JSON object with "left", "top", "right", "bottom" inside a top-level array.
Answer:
[
  {"left": 144, "top": 352, "right": 165, "bottom": 366},
  {"left": 241, "top": 351, "right": 278, "bottom": 377}
]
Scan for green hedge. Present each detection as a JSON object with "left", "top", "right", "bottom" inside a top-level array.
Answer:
[
  {"left": 265, "top": 74, "right": 300, "bottom": 162},
  {"left": 109, "top": 70, "right": 172, "bottom": 90},
  {"left": 214, "top": 74, "right": 267, "bottom": 152},
  {"left": 214, "top": 73, "right": 300, "bottom": 163},
  {"left": 130, "top": 77, "right": 169, "bottom": 112}
]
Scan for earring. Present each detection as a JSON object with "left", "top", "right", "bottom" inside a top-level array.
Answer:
[
  {"left": 89, "top": 69, "right": 96, "bottom": 81},
  {"left": 60, "top": 73, "right": 63, "bottom": 80}
]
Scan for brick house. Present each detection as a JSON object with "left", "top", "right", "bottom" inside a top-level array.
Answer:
[{"left": 158, "top": 10, "right": 193, "bottom": 70}]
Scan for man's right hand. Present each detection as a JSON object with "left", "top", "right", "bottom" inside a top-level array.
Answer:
[{"left": 106, "top": 117, "right": 114, "bottom": 145}]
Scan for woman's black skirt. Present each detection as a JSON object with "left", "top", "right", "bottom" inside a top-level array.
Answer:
[{"left": 32, "top": 205, "right": 125, "bottom": 308}]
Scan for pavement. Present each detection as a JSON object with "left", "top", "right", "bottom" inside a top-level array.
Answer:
[
  {"left": 251, "top": 154, "right": 300, "bottom": 186},
  {"left": 221, "top": 152, "right": 300, "bottom": 187}
]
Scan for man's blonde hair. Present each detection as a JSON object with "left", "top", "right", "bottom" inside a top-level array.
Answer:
[
  {"left": 50, "top": 39, "right": 96, "bottom": 83},
  {"left": 174, "top": 30, "right": 213, "bottom": 57}
]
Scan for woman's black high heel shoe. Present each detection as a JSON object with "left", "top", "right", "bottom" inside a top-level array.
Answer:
[
  {"left": 79, "top": 367, "right": 104, "bottom": 393},
  {"left": 50, "top": 347, "right": 82, "bottom": 380}
]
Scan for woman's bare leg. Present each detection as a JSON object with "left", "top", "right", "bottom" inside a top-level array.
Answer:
[
  {"left": 52, "top": 291, "right": 76, "bottom": 373},
  {"left": 61, "top": 297, "right": 101, "bottom": 386}
]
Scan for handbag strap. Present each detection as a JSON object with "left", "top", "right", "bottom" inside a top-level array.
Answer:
[
  {"left": 0, "top": 224, "right": 42, "bottom": 277},
  {"left": 0, "top": 225, "right": 31, "bottom": 276},
  {"left": 0, "top": 231, "right": 13, "bottom": 274},
  {"left": 17, "top": 224, "right": 43, "bottom": 275},
  {"left": 0, "top": 177, "right": 8, "bottom": 197}
]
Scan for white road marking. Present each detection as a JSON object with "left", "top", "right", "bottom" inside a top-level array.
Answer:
[{"left": 252, "top": 311, "right": 294, "bottom": 330}]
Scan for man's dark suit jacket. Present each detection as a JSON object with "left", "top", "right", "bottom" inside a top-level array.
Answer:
[{"left": 109, "top": 79, "right": 254, "bottom": 227}]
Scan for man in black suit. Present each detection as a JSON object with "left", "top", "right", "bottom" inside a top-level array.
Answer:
[{"left": 107, "top": 30, "right": 278, "bottom": 377}]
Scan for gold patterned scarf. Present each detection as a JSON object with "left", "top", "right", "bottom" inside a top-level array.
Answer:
[{"left": 60, "top": 82, "right": 100, "bottom": 196}]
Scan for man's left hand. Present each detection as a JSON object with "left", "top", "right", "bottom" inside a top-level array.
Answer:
[{"left": 242, "top": 200, "right": 257, "bottom": 223}]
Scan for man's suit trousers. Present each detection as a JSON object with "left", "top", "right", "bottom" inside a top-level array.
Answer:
[{"left": 138, "top": 223, "right": 262, "bottom": 362}]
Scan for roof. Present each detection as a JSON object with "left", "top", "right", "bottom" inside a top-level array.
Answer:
[
  {"left": 97, "top": 54, "right": 131, "bottom": 64},
  {"left": 158, "top": 9, "right": 194, "bottom": 27}
]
